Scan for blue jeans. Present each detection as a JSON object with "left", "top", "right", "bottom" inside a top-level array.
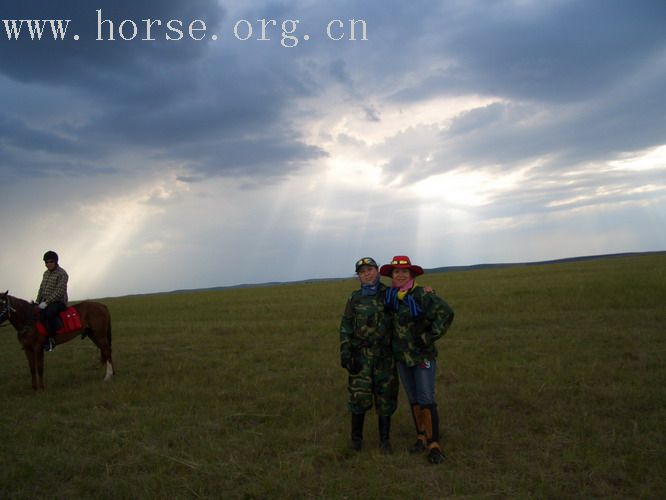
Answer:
[{"left": 397, "top": 359, "right": 437, "bottom": 406}]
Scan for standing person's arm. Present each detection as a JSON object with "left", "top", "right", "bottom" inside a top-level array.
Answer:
[
  {"left": 423, "top": 293, "right": 454, "bottom": 346},
  {"left": 340, "top": 298, "right": 354, "bottom": 369}
]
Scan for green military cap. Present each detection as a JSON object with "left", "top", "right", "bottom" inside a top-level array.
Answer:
[{"left": 355, "top": 257, "right": 378, "bottom": 273}]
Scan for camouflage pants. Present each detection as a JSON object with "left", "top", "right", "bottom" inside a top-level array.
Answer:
[{"left": 347, "top": 349, "right": 399, "bottom": 416}]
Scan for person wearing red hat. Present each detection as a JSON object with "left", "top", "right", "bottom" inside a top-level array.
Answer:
[{"left": 380, "top": 255, "right": 454, "bottom": 464}]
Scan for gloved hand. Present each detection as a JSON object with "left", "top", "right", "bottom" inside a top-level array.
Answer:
[
  {"left": 346, "top": 354, "right": 362, "bottom": 375},
  {"left": 38, "top": 301, "right": 48, "bottom": 310},
  {"left": 341, "top": 351, "right": 351, "bottom": 369}
]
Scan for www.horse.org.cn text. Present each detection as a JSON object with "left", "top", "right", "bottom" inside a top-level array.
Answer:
[{"left": 1, "top": 10, "right": 369, "bottom": 48}]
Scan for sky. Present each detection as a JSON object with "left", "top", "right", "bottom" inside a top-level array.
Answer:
[{"left": 1, "top": 0, "right": 665, "bottom": 300}]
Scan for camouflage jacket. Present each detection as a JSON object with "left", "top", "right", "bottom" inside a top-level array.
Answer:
[
  {"left": 36, "top": 265, "right": 69, "bottom": 304},
  {"left": 339, "top": 284, "right": 391, "bottom": 365},
  {"left": 389, "top": 286, "right": 454, "bottom": 367}
]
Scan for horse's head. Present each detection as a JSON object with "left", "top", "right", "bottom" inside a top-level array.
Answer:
[{"left": 0, "top": 291, "right": 12, "bottom": 325}]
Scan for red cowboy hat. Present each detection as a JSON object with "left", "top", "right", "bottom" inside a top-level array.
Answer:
[{"left": 379, "top": 256, "right": 424, "bottom": 277}]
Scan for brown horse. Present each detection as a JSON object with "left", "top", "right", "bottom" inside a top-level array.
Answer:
[{"left": 0, "top": 291, "right": 114, "bottom": 389}]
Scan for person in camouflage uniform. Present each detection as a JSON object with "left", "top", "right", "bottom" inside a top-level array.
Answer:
[
  {"left": 381, "top": 255, "right": 454, "bottom": 464},
  {"left": 340, "top": 257, "right": 398, "bottom": 454}
]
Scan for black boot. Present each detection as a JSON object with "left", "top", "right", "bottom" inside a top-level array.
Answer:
[
  {"left": 43, "top": 305, "right": 60, "bottom": 352},
  {"left": 350, "top": 412, "right": 365, "bottom": 451},
  {"left": 44, "top": 336, "right": 56, "bottom": 352},
  {"left": 378, "top": 415, "right": 392, "bottom": 454}
]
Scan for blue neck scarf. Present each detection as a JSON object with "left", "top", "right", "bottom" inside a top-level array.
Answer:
[
  {"left": 385, "top": 287, "right": 423, "bottom": 318},
  {"left": 361, "top": 278, "right": 381, "bottom": 296}
]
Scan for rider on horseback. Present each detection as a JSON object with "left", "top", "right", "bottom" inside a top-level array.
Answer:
[{"left": 36, "top": 251, "right": 69, "bottom": 352}]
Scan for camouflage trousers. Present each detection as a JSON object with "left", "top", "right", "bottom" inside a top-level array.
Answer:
[{"left": 347, "top": 349, "right": 399, "bottom": 416}]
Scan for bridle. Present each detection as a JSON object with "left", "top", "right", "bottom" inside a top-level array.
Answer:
[{"left": 0, "top": 294, "right": 16, "bottom": 327}]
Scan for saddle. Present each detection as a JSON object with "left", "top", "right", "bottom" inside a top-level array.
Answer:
[{"left": 35, "top": 307, "right": 82, "bottom": 337}]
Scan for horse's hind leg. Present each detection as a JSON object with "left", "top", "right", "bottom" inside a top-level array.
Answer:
[
  {"left": 102, "top": 319, "right": 114, "bottom": 381},
  {"left": 86, "top": 327, "right": 114, "bottom": 381},
  {"left": 101, "top": 338, "right": 114, "bottom": 382},
  {"left": 104, "top": 356, "right": 114, "bottom": 381}
]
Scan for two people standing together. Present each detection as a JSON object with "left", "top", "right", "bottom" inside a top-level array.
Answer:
[{"left": 339, "top": 255, "right": 454, "bottom": 464}]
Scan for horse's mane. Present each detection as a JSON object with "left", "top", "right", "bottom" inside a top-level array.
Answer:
[{"left": 9, "top": 294, "right": 36, "bottom": 316}]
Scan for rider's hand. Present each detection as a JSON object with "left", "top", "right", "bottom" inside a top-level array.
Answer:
[{"left": 38, "top": 301, "right": 48, "bottom": 310}]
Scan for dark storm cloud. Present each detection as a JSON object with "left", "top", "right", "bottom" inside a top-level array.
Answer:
[
  {"left": 368, "top": 0, "right": 666, "bottom": 187},
  {"left": 0, "top": 0, "right": 222, "bottom": 84},
  {"left": 1, "top": 0, "right": 664, "bottom": 187},
  {"left": 0, "top": 113, "right": 117, "bottom": 177},
  {"left": 168, "top": 134, "right": 327, "bottom": 180},
  {"left": 0, "top": 0, "right": 325, "bottom": 181},
  {"left": 390, "top": 0, "right": 666, "bottom": 103},
  {"left": 426, "top": 57, "right": 665, "bottom": 176}
]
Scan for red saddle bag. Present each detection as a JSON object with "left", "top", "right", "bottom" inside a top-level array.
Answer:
[{"left": 36, "top": 307, "right": 82, "bottom": 337}]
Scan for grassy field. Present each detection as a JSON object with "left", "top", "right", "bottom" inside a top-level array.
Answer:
[{"left": 1, "top": 253, "right": 665, "bottom": 499}]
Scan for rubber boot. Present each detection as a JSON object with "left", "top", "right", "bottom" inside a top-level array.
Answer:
[
  {"left": 378, "top": 415, "right": 392, "bottom": 454},
  {"left": 45, "top": 328, "right": 56, "bottom": 352},
  {"left": 44, "top": 336, "right": 56, "bottom": 352},
  {"left": 43, "top": 306, "right": 59, "bottom": 352},
  {"left": 40, "top": 310, "right": 52, "bottom": 352},
  {"left": 409, "top": 404, "right": 427, "bottom": 453},
  {"left": 350, "top": 412, "right": 365, "bottom": 451},
  {"left": 422, "top": 404, "right": 444, "bottom": 464}
]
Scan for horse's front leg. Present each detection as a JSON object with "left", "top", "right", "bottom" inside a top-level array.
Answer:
[
  {"left": 36, "top": 348, "right": 45, "bottom": 389},
  {"left": 23, "top": 349, "right": 38, "bottom": 390}
]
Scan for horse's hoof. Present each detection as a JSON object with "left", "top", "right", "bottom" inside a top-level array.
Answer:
[{"left": 104, "top": 361, "right": 114, "bottom": 382}]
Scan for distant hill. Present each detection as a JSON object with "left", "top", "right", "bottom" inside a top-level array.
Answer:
[
  {"left": 158, "top": 250, "right": 665, "bottom": 296},
  {"left": 424, "top": 250, "right": 666, "bottom": 274}
]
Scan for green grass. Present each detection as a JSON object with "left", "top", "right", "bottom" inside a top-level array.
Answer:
[{"left": 1, "top": 254, "right": 665, "bottom": 499}]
